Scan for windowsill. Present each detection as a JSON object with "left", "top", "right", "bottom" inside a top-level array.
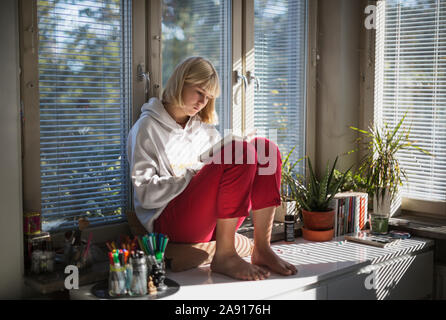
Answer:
[
  {"left": 389, "top": 210, "right": 446, "bottom": 240},
  {"left": 70, "top": 234, "right": 435, "bottom": 300},
  {"left": 24, "top": 218, "right": 301, "bottom": 296},
  {"left": 27, "top": 211, "right": 444, "bottom": 297}
]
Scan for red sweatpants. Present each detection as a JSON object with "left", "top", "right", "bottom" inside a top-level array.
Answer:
[{"left": 153, "top": 137, "right": 282, "bottom": 243}]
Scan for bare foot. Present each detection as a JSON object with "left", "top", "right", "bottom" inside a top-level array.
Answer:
[
  {"left": 251, "top": 246, "right": 297, "bottom": 276},
  {"left": 210, "top": 253, "right": 270, "bottom": 281}
]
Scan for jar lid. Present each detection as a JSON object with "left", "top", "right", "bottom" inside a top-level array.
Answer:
[{"left": 285, "top": 215, "right": 295, "bottom": 222}]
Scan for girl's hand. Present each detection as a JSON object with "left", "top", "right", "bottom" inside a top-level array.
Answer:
[{"left": 187, "top": 168, "right": 200, "bottom": 176}]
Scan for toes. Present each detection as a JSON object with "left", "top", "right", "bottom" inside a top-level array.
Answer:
[
  {"left": 251, "top": 266, "right": 269, "bottom": 281},
  {"left": 259, "top": 267, "right": 271, "bottom": 278},
  {"left": 248, "top": 271, "right": 259, "bottom": 281},
  {"left": 260, "top": 268, "right": 270, "bottom": 277},
  {"left": 287, "top": 266, "right": 297, "bottom": 275},
  {"left": 287, "top": 263, "right": 298, "bottom": 274},
  {"left": 283, "top": 268, "right": 292, "bottom": 275}
]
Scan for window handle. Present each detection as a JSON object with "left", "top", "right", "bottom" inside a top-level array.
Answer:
[
  {"left": 246, "top": 71, "right": 260, "bottom": 92},
  {"left": 235, "top": 70, "right": 248, "bottom": 89},
  {"left": 233, "top": 71, "right": 248, "bottom": 106},
  {"left": 137, "top": 64, "right": 150, "bottom": 97}
]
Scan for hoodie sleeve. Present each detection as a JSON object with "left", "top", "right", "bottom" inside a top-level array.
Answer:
[{"left": 128, "top": 124, "right": 194, "bottom": 210}]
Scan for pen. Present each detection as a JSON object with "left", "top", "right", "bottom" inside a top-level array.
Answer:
[
  {"left": 106, "top": 241, "right": 113, "bottom": 252},
  {"left": 162, "top": 236, "right": 169, "bottom": 256},
  {"left": 148, "top": 236, "right": 155, "bottom": 255},
  {"left": 108, "top": 252, "right": 114, "bottom": 265},
  {"left": 83, "top": 232, "right": 93, "bottom": 259},
  {"left": 136, "top": 237, "right": 144, "bottom": 254},
  {"left": 151, "top": 233, "right": 157, "bottom": 254}
]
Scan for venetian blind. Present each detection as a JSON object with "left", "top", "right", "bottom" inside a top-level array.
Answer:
[
  {"left": 37, "top": 0, "right": 132, "bottom": 231},
  {"left": 375, "top": 0, "right": 446, "bottom": 201},
  {"left": 254, "top": 0, "right": 307, "bottom": 173},
  {"left": 254, "top": 0, "right": 307, "bottom": 174},
  {"left": 161, "top": 0, "right": 232, "bottom": 133}
]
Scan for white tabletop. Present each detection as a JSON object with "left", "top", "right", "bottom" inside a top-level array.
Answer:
[{"left": 70, "top": 235, "right": 433, "bottom": 300}]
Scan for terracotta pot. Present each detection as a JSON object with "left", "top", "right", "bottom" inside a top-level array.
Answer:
[
  {"left": 302, "top": 227, "right": 334, "bottom": 242},
  {"left": 302, "top": 209, "right": 335, "bottom": 231}
]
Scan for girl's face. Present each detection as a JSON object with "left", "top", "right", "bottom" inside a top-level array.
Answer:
[{"left": 181, "top": 84, "right": 213, "bottom": 116}]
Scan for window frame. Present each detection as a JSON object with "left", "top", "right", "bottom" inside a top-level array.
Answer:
[
  {"left": 147, "top": 0, "right": 317, "bottom": 157},
  {"left": 19, "top": 0, "right": 41, "bottom": 214},
  {"left": 360, "top": 0, "right": 446, "bottom": 216}
]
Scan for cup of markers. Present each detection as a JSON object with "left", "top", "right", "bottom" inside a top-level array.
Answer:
[
  {"left": 107, "top": 233, "right": 169, "bottom": 297},
  {"left": 108, "top": 249, "right": 129, "bottom": 297},
  {"left": 139, "top": 233, "right": 169, "bottom": 292}
]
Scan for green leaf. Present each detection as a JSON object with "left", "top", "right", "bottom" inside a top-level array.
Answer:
[{"left": 349, "top": 126, "right": 373, "bottom": 137}]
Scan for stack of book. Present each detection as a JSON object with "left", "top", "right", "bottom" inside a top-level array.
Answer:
[{"left": 330, "top": 192, "right": 368, "bottom": 237}]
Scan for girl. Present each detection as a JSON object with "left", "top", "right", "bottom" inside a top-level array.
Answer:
[{"left": 127, "top": 56, "right": 297, "bottom": 281}]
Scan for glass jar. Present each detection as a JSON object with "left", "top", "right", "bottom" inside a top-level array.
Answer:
[
  {"left": 45, "top": 251, "right": 55, "bottom": 273},
  {"left": 108, "top": 264, "right": 127, "bottom": 297},
  {"left": 129, "top": 256, "right": 148, "bottom": 296},
  {"left": 31, "top": 250, "right": 42, "bottom": 274}
]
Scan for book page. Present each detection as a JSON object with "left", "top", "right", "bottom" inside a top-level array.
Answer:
[{"left": 198, "top": 129, "right": 257, "bottom": 163}]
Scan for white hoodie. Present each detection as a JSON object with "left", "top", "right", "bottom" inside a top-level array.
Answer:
[{"left": 127, "top": 97, "right": 221, "bottom": 232}]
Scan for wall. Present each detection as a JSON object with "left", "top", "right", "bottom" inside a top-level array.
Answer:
[
  {"left": 316, "top": 0, "right": 363, "bottom": 174},
  {"left": 0, "top": 0, "right": 371, "bottom": 299},
  {"left": 0, "top": 0, "right": 25, "bottom": 299}
]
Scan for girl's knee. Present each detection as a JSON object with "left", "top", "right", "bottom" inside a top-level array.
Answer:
[
  {"left": 251, "top": 138, "right": 281, "bottom": 175},
  {"left": 228, "top": 140, "right": 257, "bottom": 165}
]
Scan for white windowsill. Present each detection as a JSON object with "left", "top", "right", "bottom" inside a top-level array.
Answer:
[{"left": 70, "top": 234, "right": 434, "bottom": 300}]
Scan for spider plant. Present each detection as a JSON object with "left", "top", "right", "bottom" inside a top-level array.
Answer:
[{"left": 350, "top": 112, "right": 433, "bottom": 202}]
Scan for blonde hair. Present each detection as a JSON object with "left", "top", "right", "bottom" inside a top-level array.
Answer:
[{"left": 162, "top": 56, "right": 220, "bottom": 124}]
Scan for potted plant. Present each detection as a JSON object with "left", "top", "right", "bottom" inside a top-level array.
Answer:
[
  {"left": 295, "top": 156, "right": 350, "bottom": 241},
  {"left": 333, "top": 169, "right": 368, "bottom": 193},
  {"left": 275, "top": 146, "right": 302, "bottom": 222},
  {"left": 350, "top": 113, "right": 432, "bottom": 234}
]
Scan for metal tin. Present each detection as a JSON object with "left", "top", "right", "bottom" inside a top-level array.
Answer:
[{"left": 24, "top": 212, "right": 41, "bottom": 236}]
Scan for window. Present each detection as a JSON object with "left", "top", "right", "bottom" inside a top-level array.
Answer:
[
  {"left": 24, "top": 0, "right": 133, "bottom": 231},
  {"left": 161, "top": 0, "right": 232, "bottom": 133},
  {"left": 253, "top": 0, "right": 307, "bottom": 173},
  {"left": 159, "top": 0, "right": 308, "bottom": 171},
  {"left": 375, "top": 0, "right": 446, "bottom": 205}
]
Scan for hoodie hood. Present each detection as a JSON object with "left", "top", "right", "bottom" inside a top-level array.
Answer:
[{"left": 141, "top": 97, "right": 198, "bottom": 132}]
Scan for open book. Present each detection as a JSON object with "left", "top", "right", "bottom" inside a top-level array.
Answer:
[{"left": 199, "top": 129, "right": 257, "bottom": 163}]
